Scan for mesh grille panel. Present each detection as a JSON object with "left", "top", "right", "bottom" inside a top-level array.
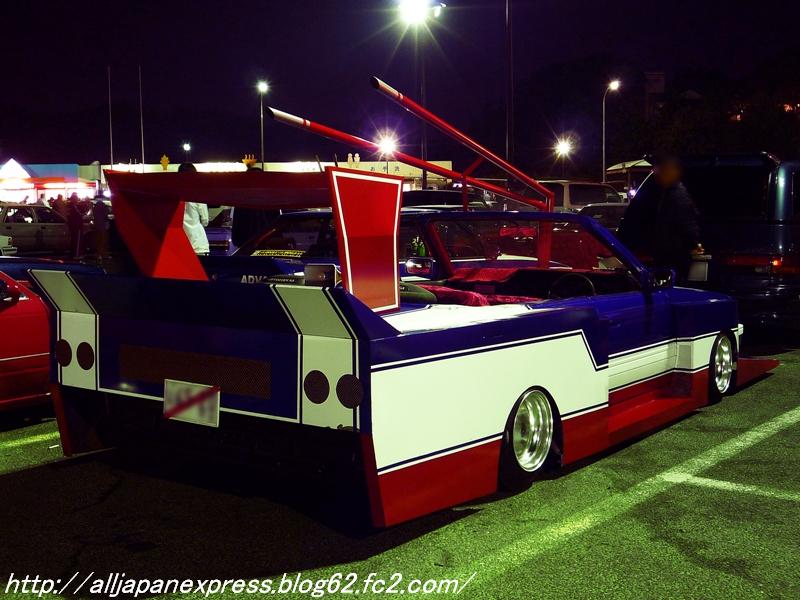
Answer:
[{"left": 119, "top": 345, "right": 271, "bottom": 399}]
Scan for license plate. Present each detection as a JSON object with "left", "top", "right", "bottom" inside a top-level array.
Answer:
[{"left": 163, "top": 379, "right": 220, "bottom": 427}]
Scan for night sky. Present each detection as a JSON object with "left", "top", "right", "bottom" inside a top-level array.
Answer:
[{"left": 2, "top": 0, "right": 799, "bottom": 173}]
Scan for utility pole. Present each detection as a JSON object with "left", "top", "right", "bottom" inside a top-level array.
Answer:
[
  {"left": 107, "top": 66, "right": 114, "bottom": 167},
  {"left": 138, "top": 66, "right": 145, "bottom": 172},
  {"left": 505, "top": 0, "right": 515, "bottom": 169}
]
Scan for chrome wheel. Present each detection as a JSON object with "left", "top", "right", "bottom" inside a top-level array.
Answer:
[
  {"left": 714, "top": 335, "right": 734, "bottom": 394},
  {"left": 511, "top": 389, "right": 554, "bottom": 472}
]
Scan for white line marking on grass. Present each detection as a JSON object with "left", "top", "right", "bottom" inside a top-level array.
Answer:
[
  {"left": 469, "top": 403, "right": 800, "bottom": 586},
  {"left": 0, "top": 431, "right": 61, "bottom": 450},
  {"left": 662, "top": 473, "right": 800, "bottom": 502}
]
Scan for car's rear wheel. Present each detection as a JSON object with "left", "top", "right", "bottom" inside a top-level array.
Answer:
[
  {"left": 499, "top": 388, "right": 556, "bottom": 490},
  {"left": 708, "top": 332, "right": 736, "bottom": 404}
]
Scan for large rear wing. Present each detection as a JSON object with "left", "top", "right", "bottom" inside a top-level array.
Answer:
[{"left": 106, "top": 168, "right": 404, "bottom": 312}]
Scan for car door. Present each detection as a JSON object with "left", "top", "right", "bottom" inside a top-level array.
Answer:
[
  {"left": 549, "top": 222, "right": 674, "bottom": 401},
  {"left": 2, "top": 206, "right": 38, "bottom": 253},
  {"left": 34, "top": 206, "right": 70, "bottom": 253},
  {"left": 0, "top": 272, "right": 49, "bottom": 405},
  {"left": 586, "top": 289, "right": 673, "bottom": 399}
]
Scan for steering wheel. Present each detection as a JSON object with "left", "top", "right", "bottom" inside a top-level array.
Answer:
[{"left": 548, "top": 272, "right": 597, "bottom": 299}]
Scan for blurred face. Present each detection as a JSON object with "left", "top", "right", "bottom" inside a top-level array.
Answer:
[{"left": 655, "top": 160, "right": 682, "bottom": 187}]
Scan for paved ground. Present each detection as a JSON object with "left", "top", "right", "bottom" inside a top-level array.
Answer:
[{"left": 0, "top": 344, "right": 798, "bottom": 599}]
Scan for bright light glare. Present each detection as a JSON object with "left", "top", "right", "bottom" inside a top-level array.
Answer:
[
  {"left": 608, "top": 79, "right": 621, "bottom": 91},
  {"left": 257, "top": 81, "right": 269, "bottom": 94},
  {"left": 554, "top": 138, "right": 573, "bottom": 158},
  {"left": 377, "top": 134, "right": 398, "bottom": 155},
  {"left": 182, "top": 143, "right": 191, "bottom": 152},
  {"left": 398, "top": 0, "right": 444, "bottom": 25}
]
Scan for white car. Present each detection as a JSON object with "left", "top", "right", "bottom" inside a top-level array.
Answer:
[
  {"left": 0, "top": 203, "right": 71, "bottom": 254},
  {"left": 538, "top": 180, "right": 624, "bottom": 212},
  {"left": 0, "top": 234, "right": 16, "bottom": 256}
]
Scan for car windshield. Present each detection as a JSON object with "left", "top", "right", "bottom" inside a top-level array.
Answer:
[
  {"left": 431, "top": 217, "right": 624, "bottom": 271},
  {"left": 579, "top": 205, "right": 626, "bottom": 230},
  {"left": 569, "top": 184, "right": 620, "bottom": 206}
]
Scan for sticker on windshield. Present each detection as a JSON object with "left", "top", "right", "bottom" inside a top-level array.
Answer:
[{"left": 251, "top": 249, "right": 305, "bottom": 258}]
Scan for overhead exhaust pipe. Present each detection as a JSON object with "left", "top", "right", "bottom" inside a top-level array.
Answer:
[
  {"left": 267, "top": 107, "right": 549, "bottom": 211},
  {"left": 371, "top": 76, "right": 554, "bottom": 209}
]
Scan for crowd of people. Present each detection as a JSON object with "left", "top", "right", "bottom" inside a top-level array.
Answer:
[{"left": 36, "top": 193, "right": 112, "bottom": 260}]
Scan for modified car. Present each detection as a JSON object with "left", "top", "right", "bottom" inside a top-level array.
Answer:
[{"left": 31, "top": 79, "right": 777, "bottom": 527}]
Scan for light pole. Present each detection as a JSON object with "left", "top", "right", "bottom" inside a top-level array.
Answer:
[
  {"left": 554, "top": 137, "right": 573, "bottom": 178},
  {"left": 602, "top": 79, "right": 621, "bottom": 182},
  {"left": 397, "top": 1, "right": 445, "bottom": 189},
  {"left": 257, "top": 81, "right": 269, "bottom": 170},
  {"left": 182, "top": 142, "right": 191, "bottom": 163}
]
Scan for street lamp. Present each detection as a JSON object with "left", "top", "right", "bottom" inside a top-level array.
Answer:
[
  {"left": 397, "top": 1, "right": 445, "bottom": 188},
  {"left": 257, "top": 80, "right": 269, "bottom": 170},
  {"left": 602, "top": 79, "right": 621, "bottom": 182},
  {"left": 554, "top": 137, "right": 573, "bottom": 177},
  {"left": 376, "top": 133, "right": 398, "bottom": 174},
  {"left": 398, "top": 0, "right": 444, "bottom": 25},
  {"left": 182, "top": 142, "right": 191, "bottom": 163}
]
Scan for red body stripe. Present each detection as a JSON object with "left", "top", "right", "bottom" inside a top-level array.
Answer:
[{"left": 376, "top": 440, "right": 501, "bottom": 527}]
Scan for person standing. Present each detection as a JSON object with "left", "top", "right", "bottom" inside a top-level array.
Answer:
[
  {"left": 66, "top": 194, "right": 85, "bottom": 258},
  {"left": 177, "top": 162, "right": 210, "bottom": 255},
  {"left": 183, "top": 201, "right": 210, "bottom": 255},
  {"left": 618, "top": 155, "right": 702, "bottom": 283},
  {"left": 91, "top": 197, "right": 111, "bottom": 259}
]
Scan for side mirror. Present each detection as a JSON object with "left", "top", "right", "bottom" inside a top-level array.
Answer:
[
  {"left": 0, "top": 279, "right": 21, "bottom": 308},
  {"left": 648, "top": 267, "right": 675, "bottom": 290},
  {"left": 404, "top": 257, "right": 435, "bottom": 277}
]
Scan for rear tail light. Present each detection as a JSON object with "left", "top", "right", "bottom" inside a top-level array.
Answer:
[{"left": 721, "top": 254, "right": 800, "bottom": 275}]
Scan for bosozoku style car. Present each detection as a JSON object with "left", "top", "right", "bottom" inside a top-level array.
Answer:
[{"left": 29, "top": 79, "right": 778, "bottom": 526}]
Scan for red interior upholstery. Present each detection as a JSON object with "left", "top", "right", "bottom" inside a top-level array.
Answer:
[
  {"left": 449, "top": 267, "right": 520, "bottom": 283},
  {"left": 419, "top": 284, "right": 539, "bottom": 306}
]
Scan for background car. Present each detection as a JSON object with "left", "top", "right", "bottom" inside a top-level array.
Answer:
[
  {"left": 0, "top": 203, "right": 70, "bottom": 255},
  {"left": 633, "top": 153, "right": 800, "bottom": 330},
  {"left": 205, "top": 207, "right": 237, "bottom": 255},
  {"left": 578, "top": 202, "right": 627, "bottom": 234},
  {"left": 539, "top": 180, "right": 624, "bottom": 212},
  {"left": 0, "top": 272, "right": 49, "bottom": 411},
  {"left": 0, "top": 234, "right": 16, "bottom": 256}
]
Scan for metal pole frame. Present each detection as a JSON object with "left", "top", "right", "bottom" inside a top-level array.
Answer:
[
  {"left": 268, "top": 108, "right": 549, "bottom": 212},
  {"left": 260, "top": 92, "right": 266, "bottom": 171},
  {"left": 602, "top": 86, "right": 615, "bottom": 183},
  {"left": 138, "top": 65, "right": 145, "bottom": 173}
]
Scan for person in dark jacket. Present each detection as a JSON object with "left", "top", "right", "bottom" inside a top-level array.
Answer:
[
  {"left": 66, "top": 194, "right": 85, "bottom": 258},
  {"left": 618, "top": 156, "right": 702, "bottom": 282}
]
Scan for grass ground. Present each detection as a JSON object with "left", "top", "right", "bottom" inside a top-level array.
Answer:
[{"left": 0, "top": 348, "right": 798, "bottom": 599}]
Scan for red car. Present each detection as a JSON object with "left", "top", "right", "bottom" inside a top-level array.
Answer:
[{"left": 0, "top": 271, "right": 50, "bottom": 410}]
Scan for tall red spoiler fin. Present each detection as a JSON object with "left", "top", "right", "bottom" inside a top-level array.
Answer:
[
  {"left": 328, "top": 167, "right": 404, "bottom": 312},
  {"left": 371, "top": 76, "right": 555, "bottom": 210},
  {"left": 107, "top": 171, "right": 207, "bottom": 281}
]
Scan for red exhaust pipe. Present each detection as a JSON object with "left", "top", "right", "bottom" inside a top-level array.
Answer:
[
  {"left": 268, "top": 107, "right": 549, "bottom": 211},
  {"left": 371, "top": 77, "right": 554, "bottom": 210}
]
